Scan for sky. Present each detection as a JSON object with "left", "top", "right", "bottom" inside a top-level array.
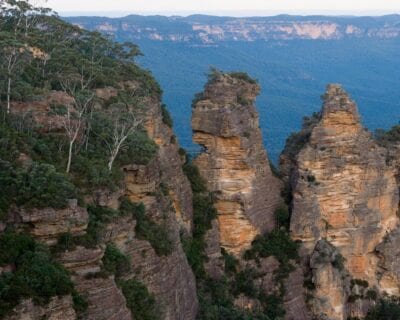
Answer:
[{"left": 46, "top": 0, "right": 400, "bottom": 17}]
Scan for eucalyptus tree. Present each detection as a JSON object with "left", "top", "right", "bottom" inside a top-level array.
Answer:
[
  {"left": 92, "top": 89, "right": 145, "bottom": 172},
  {"left": 0, "top": 0, "right": 51, "bottom": 113}
]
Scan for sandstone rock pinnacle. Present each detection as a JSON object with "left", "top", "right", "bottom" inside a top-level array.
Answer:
[
  {"left": 289, "top": 84, "right": 399, "bottom": 319},
  {"left": 192, "top": 72, "right": 282, "bottom": 255}
]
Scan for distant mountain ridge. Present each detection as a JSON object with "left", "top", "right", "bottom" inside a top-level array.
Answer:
[{"left": 66, "top": 14, "right": 400, "bottom": 43}]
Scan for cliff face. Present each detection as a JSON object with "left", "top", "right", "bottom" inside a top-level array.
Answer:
[
  {"left": 3, "top": 91, "right": 197, "bottom": 320},
  {"left": 116, "top": 94, "right": 198, "bottom": 319},
  {"left": 69, "top": 15, "right": 400, "bottom": 43},
  {"left": 192, "top": 73, "right": 282, "bottom": 255},
  {"left": 72, "top": 97, "right": 198, "bottom": 320},
  {"left": 143, "top": 96, "right": 194, "bottom": 234},
  {"left": 3, "top": 296, "right": 76, "bottom": 320},
  {"left": 287, "top": 84, "right": 400, "bottom": 319}
]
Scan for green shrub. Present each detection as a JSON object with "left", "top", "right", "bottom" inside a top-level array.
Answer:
[
  {"left": 228, "top": 72, "right": 258, "bottom": 84},
  {"left": 244, "top": 229, "right": 299, "bottom": 264},
  {"left": 259, "top": 293, "right": 286, "bottom": 319},
  {"left": 0, "top": 232, "right": 36, "bottom": 265},
  {"left": 232, "top": 267, "right": 258, "bottom": 298},
  {"left": 159, "top": 182, "right": 169, "bottom": 196},
  {"left": 332, "top": 253, "right": 345, "bottom": 271},
  {"left": 207, "top": 67, "right": 222, "bottom": 85},
  {"left": 120, "top": 198, "right": 173, "bottom": 256},
  {"left": 303, "top": 278, "right": 316, "bottom": 291},
  {"left": 348, "top": 294, "right": 362, "bottom": 303},
  {"left": 365, "top": 296, "right": 400, "bottom": 320},
  {"left": 0, "top": 161, "right": 16, "bottom": 220},
  {"left": 72, "top": 290, "right": 88, "bottom": 314},
  {"left": 375, "top": 125, "right": 400, "bottom": 147},
  {"left": 161, "top": 104, "right": 173, "bottom": 128},
  {"left": 282, "top": 112, "right": 320, "bottom": 160},
  {"left": 0, "top": 123, "right": 28, "bottom": 162},
  {"left": 350, "top": 279, "right": 369, "bottom": 288},
  {"left": 307, "top": 175, "right": 316, "bottom": 183},
  {"left": 366, "top": 289, "right": 378, "bottom": 301},
  {"left": 119, "top": 279, "right": 160, "bottom": 320},
  {"left": 183, "top": 162, "right": 207, "bottom": 193},
  {"left": 0, "top": 161, "right": 76, "bottom": 211},
  {"left": 181, "top": 192, "right": 217, "bottom": 279},
  {"left": 237, "top": 94, "right": 251, "bottom": 106},
  {"left": 198, "top": 278, "right": 273, "bottom": 320},
  {"left": 49, "top": 103, "right": 68, "bottom": 116},
  {"left": 178, "top": 148, "right": 187, "bottom": 157},
  {"left": 222, "top": 248, "right": 239, "bottom": 275},
  {"left": 70, "top": 154, "right": 123, "bottom": 191},
  {"left": 276, "top": 204, "right": 290, "bottom": 230},
  {"left": 75, "top": 205, "right": 122, "bottom": 248},
  {"left": 192, "top": 194, "right": 217, "bottom": 239},
  {"left": 0, "top": 232, "right": 85, "bottom": 317},
  {"left": 52, "top": 232, "right": 76, "bottom": 253},
  {"left": 102, "top": 244, "right": 131, "bottom": 278},
  {"left": 16, "top": 162, "right": 76, "bottom": 208},
  {"left": 116, "top": 130, "right": 158, "bottom": 166},
  {"left": 191, "top": 92, "right": 204, "bottom": 108}
]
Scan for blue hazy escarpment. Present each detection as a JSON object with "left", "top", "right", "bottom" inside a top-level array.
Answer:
[{"left": 65, "top": 15, "right": 400, "bottom": 163}]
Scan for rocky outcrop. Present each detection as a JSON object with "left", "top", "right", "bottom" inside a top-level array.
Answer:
[
  {"left": 287, "top": 84, "right": 400, "bottom": 319},
  {"left": 11, "top": 91, "right": 76, "bottom": 133},
  {"left": 4, "top": 93, "right": 198, "bottom": 320},
  {"left": 122, "top": 158, "right": 198, "bottom": 320},
  {"left": 309, "top": 240, "right": 350, "bottom": 320},
  {"left": 60, "top": 96, "right": 199, "bottom": 320},
  {"left": 74, "top": 277, "right": 131, "bottom": 320},
  {"left": 11, "top": 200, "right": 88, "bottom": 245},
  {"left": 4, "top": 296, "right": 76, "bottom": 320},
  {"left": 58, "top": 246, "right": 104, "bottom": 276},
  {"left": 376, "top": 228, "right": 400, "bottom": 295},
  {"left": 56, "top": 237, "right": 132, "bottom": 320},
  {"left": 192, "top": 73, "right": 282, "bottom": 255},
  {"left": 203, "top": 219, "right": 224, "bottom": 279},
  {"left": 283, "top": 266, "right": 312, "bottom": 320},
  {"left": 143, "top": 95, "right": 194, "bottom": 234}
]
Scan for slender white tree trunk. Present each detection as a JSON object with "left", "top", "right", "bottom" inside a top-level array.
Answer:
[
  {"left": 108, "top": 153, "right": 117, "bottom": 171},
  {"left": 66, "top": 140, "right": 73, "bottom": 173},
  {"left": 107, "top": 135, "right": 128, "bottom": 171},
  {"left": 6, "top": 76, "right": 11, "bottom": 114}
]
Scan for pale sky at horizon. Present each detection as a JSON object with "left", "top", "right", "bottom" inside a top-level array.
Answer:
[{"left": 46, "top": 0, "right": 400, "bottom": 17}]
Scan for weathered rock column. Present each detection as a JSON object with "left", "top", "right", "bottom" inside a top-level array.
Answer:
[
  {"left": 289, "top": 84, "right": 399, "bottom": 319},
  {"left": 192, "top": 72, "right": 282, "bottom": 255}
]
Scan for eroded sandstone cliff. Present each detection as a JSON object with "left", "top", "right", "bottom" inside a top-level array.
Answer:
[
  {"left": 192, "top": 72, "right": 282, "bottom": 255},
  {"left": 286, "top": 84, "right": 400, "bottom": 320},
  {"left": 2, "top": 89, "right": 198, "bottom": 320}
]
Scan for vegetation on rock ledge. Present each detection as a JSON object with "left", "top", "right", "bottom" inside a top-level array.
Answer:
[{"left": 0, "top": 232, "right": 86, "bottom": 317}]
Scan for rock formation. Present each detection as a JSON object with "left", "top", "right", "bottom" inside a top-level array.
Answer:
[
  {"left": 4, "top": 296, "right": 76, "bottom": 320},
  {"left": 143, "top": 94, "right": 194, "bottom": 234},
  {"left": 286, "top": 84, "right": 400, "bottom": 319},
  {"left": 11, "top": 201, "right": 88, "bottom": 245},
  {"left": 2, "top": 88, "right": 198, "bottom": 320},
  {"left": 121, "top": 158, "right": 198, "bottom": 320},
  {"left": 192, "top": 72, "right": 282, "bottom": 255}
]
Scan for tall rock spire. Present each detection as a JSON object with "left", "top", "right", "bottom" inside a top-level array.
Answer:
[
  {"left": 191, "top": 72, "right": 282, "bottom": 255},
  {"left": 289, "top": 84, "right": 399, "bottom": 319}
]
